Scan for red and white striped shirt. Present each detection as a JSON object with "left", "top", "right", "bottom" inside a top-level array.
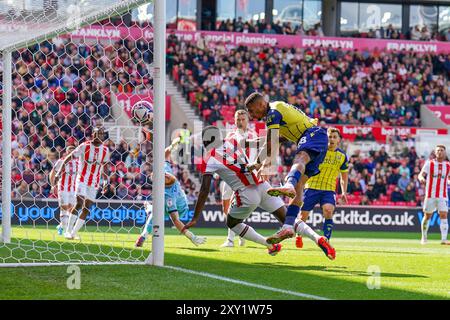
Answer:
[
  {"left": 72, "top": 141, "right": 110, "bottom": 188},
  {"left": 204, "top": 138, "right": 261, "bottom": 192},
  {"left": 54, "top": 158, "right": 79, "bottom": 192},
  {"left": 422, "top": 159, "right": 450, "bottom": 199},
  {"left": 225, "top": 129, "right": 258, "bottom": 163}
]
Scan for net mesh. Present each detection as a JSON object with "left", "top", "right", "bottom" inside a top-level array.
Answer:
[
  {"left": 0, "top": 0, "right": 157, "bottom": 265},
  {"left": 0, "top": 0, "right": 149, "bottom": 51}
]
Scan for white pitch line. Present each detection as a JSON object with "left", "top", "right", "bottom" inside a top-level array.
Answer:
[{"left": 165, "top": 265, "right": 330, "bottom": 300}]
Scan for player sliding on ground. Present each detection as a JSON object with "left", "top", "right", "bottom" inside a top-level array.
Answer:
[
  {"left": 295, "top": 128, "right": 349, "bottom": 248},
  {"left": 55, "top": 127, "right": 109, "bottom": 240},
  {"left": 245, "top": 92, "right": 329, "bottom": 245},
  {"left": 135, "top": 139, "right": 207, "bottom": 247},
  {"left": 49, "top": 146, "right": 79, "bottom": 236},
  {"left": 418, "top": 144, "right": 450, "bottom": 245},
  {"left": 183, "top": 125, "right": 335, "bottom": 259},
  {"left": 220, "top": 110, "right": 258, "bottom": 248}
]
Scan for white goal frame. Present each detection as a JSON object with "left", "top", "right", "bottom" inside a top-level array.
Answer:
[{"left": 0, "top": 0, "right": 166, "bottom": 267}]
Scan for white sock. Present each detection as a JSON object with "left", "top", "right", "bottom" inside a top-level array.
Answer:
[
  {"left": 141, "top": 212, "right": 153, "bottom": 238},
  {"left": 294, "top": 219, "right": 320, "bottom": 243},
  {"left": 72, "top": 218, "right": 86, "bottom": 236},
  {"left": 66, "top": 213, "right": 78, "bottom": 234},
  {"left": 282, "top": 224, "right": 294, "bottom": 230},
  {"left": 421, "top": 217, "right": 430, "bottom": 240},
  {"left": 227, "top": 228, "right": 235, "bottom": 242},
  {"left": 440, "top": 218, "right": 448, "bottom": 241},
  {"left": 231, "top": 223, "right": 270, "bottom": 248},
  {"left": 60, "top": 210, "right": 69, "bottom": 232}
]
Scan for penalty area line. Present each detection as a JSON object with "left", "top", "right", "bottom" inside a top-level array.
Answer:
[{"left": 164, "top": 265, "right": 330, "bottom": 300}]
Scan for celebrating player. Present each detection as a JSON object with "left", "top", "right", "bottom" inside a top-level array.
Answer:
[
  {"left": 183, "top": 125, "right": 335, "bottom": 259},
  {"left": 220, "top": 110, "right": 258, "bottom": 248},
  {"left": 49, "top": 146, "right": 79, "bottom": 235},
  {"left": 245, "top": 92, "right": 329, "bottom": 245},
  {"left": 418, "top": 145, "right": 450, "bottom": 245},
  {"left": 135, "top": 140, "right": 207, "bottom": 247},
  {"left": 55, "top": 127, "right": 110, "bottom": 240},
  {"left": 295, "top": 128, "right": 349, "bottom": 248}
]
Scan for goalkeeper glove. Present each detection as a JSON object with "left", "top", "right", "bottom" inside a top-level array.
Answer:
[
  {"left": 169, "top": 137, "right": 181, "bottom": 151},
  {"left": 184, "top": 230, "right": 207, "bottom": 246}
]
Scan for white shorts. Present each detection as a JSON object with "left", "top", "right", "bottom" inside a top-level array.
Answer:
[
  {"left": 229, "top": 182, "right": 285, "bottom": 220},
  {"left": 220, "top": 181, "right": 234, "bottom": 201},
  {"left": 76, "top": 182, "right": 98, "bottom": 202},
  {"left": 58, "top": 191, "right": 77, "bottom": 206},
  {"left": 423, "top": 198, "right": 449, "bottom": 213}
]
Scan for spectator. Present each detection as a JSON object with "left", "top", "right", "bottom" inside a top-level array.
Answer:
[
  {"left": 354, "top": 129, "right": 366, "bottom": 141},
  {"left": 263, "top": 24, "right": 277, "bottom": 34},
  {"left": 397, "top": 172, "right": 411, "bottom": 192},
  {"left": 398, "top": 161, "right": 411, "bottom": 178},
  {"left": 403, "top": 183, "right": 417, "bottom": 203},
  {"left": 391, "top": 187, "right": 405, "bottom": 202},
  {"left": 373, "top": 178, "right": 387, "bottom": 198},
  {"left": 366, "top": 184, "right": 378, "bottom": 201}
]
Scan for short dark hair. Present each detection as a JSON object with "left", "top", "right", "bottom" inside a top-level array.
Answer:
[
  {"left": 436, "top": 145, "right": 446, "bottom": 150},
  {"left": 244, "top": 92, "right": 263, "bottom": 108}
]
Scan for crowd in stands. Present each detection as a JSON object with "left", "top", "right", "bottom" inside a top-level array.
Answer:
[
  {"left": 168, "top": 33, "right": 449, "bottom": 128},
  {"left": 216, "top": 18, "right": 324, "bottom": 36},
  {"left": 345, "top": 24, "right": 450, "bottom": 42}
]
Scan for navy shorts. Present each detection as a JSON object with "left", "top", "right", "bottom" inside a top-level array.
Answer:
[
  {"left": 297, "top": 127, "right": 328, "bottom": 177},
  {"left": 302, "top": 189, "right": 336, "bottom": 211}
]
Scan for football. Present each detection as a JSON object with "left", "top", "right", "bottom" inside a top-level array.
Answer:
[{"left": 132, "top": 100, "right": 153, "bottom": 124}]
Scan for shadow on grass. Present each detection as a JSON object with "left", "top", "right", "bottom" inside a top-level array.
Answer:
[
  {"left": 251, "top": 262, "right": 428, "bottom": 278},
  {"left": 0, "top": 237, "right": 443, "bottom": 300},
  {"left": 177, "top": 247, "right": 221, "bottom": 253},
  {"left": 281, "top": 247, "right": 423, "bottom": 256}
]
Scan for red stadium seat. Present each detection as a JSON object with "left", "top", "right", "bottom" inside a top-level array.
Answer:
[
  {"left": 189, "top": 91, "right": 196, "bottom": 105},
  {"left": 202, "top": 109, "right": 212, "bottom": 119}
]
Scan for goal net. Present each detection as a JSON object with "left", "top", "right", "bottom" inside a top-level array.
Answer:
[{"left": 0, "top": 0, "right": 166, "bottom": 266}]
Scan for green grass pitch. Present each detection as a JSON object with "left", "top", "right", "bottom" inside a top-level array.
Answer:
[{"left": 0, "top": 227, "right": 449, "bottom": 300}]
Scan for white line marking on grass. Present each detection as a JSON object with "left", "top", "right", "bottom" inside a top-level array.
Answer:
[{"left": 165, "top": 265, "right": 330, "bottom": 300}]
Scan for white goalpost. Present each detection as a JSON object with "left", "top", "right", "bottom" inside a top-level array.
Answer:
[{"left": 0, "top": 0, "right": 165, "bottom": 267}]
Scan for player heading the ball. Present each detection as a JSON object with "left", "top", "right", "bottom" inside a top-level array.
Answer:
[{"left": 245, "top": 92, "right": 329, "bottom": 245}]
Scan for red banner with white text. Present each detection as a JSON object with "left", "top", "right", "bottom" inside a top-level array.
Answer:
[{"left": 333, "top": 125, "right": 448, "bottom": 142}]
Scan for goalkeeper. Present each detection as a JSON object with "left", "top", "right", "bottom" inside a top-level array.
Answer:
[{"left": 135, "top": 138, "right": 207, "bottom": 247}]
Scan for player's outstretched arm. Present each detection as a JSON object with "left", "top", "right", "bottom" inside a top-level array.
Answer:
[
  {"left": 340, "top": 171, "right": 349, "bottom": 204},
  {"left": 170, "top": 211, "right": 207, "bottom": 246},
  {"left": 49, "top": 167, "right": 58, "bottom": 187},
  {"left": 182, "top": 173, "right": 212, "bottom": 231},
  {"left": 165, "top": 137, "right": 181, "bottom": 161}
]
